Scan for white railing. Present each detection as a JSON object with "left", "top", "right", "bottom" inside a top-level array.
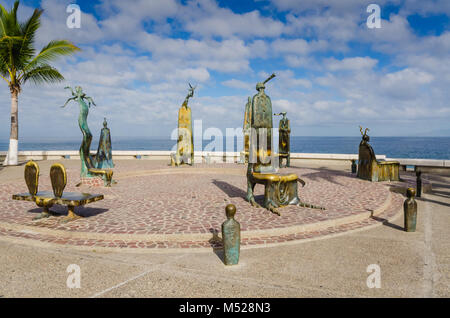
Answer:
[{"left": 0, "top": 150, "right": 449, "bottom": 167}]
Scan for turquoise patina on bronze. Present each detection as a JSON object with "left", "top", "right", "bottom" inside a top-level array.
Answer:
[
  {"left": 222, "top": 204, "right": 240, "bottom": 265},
  {"left": 171, "top": 84, "right": 195, "bottom": 166},
  {"left": 404, "top": 188, "right": 417, "bottom": 232},
  {"left": 275, "top": 112, "right": 291, "bottom": 168},
  {"left": 96, "top": 118, "right": 114, "bottom": 169},
  {"left": 357, "top": 126, "right": 399, "bottom": 182},
  {"left": 249, "top": 74, "right": 275, "bottom": 170},
  {"left": 61, "top": 86, "right": 113, "bottom": 186},
  {"left": 245, "top": 74, "right": 323, "bottom": 215}
]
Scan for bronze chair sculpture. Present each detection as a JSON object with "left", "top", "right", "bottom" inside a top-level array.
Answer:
[
  {"left": 245, "top": 74, "right": 323, "bottom": 215},
  {"left": 357, "top": 126, "right": 400, "bottom": 182}
]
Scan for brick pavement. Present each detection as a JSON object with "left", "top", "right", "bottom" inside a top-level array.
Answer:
[{"left": 0, "top": 162, "right": 406, "bottom": 249}]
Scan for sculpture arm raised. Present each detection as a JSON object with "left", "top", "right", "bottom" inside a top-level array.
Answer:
[
  {"left": 61, "top": 96, "right": 76, "bottom": 108},
  {"left": 263, "top": 73, "right": 276, "bottom": 84},
  {"left": 183, "top": 83, "right": 196, "bottom": 107},
  {"left": 64, "top": 86, "right": 75, "bottom": 96},
  {"left": 61, "top": 87, "right": 77, "bottom": 108},
  {"left": 85, "top": 96, "right": 97, "bottom": 108}
]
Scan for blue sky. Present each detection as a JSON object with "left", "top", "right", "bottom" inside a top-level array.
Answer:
[{"left": 0, "top": 0, "right": 449, "bottom": 140}]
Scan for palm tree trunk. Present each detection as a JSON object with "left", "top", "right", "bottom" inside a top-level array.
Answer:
[{"left": 3, "top": 89, "right": 19, "bottom": 166}]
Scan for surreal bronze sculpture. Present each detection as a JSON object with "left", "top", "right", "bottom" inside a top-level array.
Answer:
[
  {"left": 12, "top": 161, "right": 104, "bottom": 222},
  {"left": 245, "top": 74, "right": 323, "bottom": 215},
  {"left": 241, "top": 96, "right": 252, "bottom": 163},
  {"left": 275, "top": 112, "right": 291, "bottom": 167},
  {"left": 222, "top": 204, "right": 240, "bottom": 265},
  {"left": 171, "top": 83, "right": 195, "bottom": 166},
  {"left": 96, "top": 118, "right": 114, "bottom": 169},
  {"left": 403, "top": 188, "right": 417, "bottom": 232},
  {"left": 61, "top": 86, "right": 113, "bottom": 186},
  {"left": 357, "top": 126, "right": 399, "bottom": 182}
]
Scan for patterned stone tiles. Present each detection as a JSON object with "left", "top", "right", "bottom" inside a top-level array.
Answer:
[{"left": 0, "top": 162, "right": 405, "bottom": 249}]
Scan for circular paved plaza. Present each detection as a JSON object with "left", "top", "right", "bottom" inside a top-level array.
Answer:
[{"left": 0, "top": 162, "right": 406, "bottom": 250}]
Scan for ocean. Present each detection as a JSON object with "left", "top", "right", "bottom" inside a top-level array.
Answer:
[{"left": 0, "top": 136, "right": 449, "bottom": 160}]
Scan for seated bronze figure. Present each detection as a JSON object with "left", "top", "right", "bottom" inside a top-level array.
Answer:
[{"left": 357, "top": 126, "right": 400, "bottom": 182}]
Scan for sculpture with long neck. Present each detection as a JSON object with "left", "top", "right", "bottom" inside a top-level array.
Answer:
[{"left": 61, "top": 86, "right": 103, "bottom": 177}]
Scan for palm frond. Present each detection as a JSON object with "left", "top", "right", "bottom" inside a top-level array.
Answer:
[
  {"left": 24, "top": 40, "right": 80, "bottom": 71},
  {"left": 1, "top": 1, "right": 20, "bottom": 36},
  {"left": 22, "top": 63, "right": 64, "bottom": 85},
  {"left": 0, "top": 1, "right": 79, "bottom": 87},
  {"left": 18, "top": 8, "right": 42, "bottom": 61}
]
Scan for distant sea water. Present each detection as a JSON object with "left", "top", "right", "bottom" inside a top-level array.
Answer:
[{"left": 0, "top": 136, "right": 449, "bottom": 160}]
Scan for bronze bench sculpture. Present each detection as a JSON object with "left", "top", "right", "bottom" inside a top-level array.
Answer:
[
  {"left": 357, "top": 126, "right": 399, "bottom": 182},
  {"left": 12, "top": 161, "right": 104, "bottom": 222},
  {"left": 245, "top": 74, "right": 324, "bottom": 215}
]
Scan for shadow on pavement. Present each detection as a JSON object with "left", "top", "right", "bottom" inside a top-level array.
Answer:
[
  {"left": 371, "top": 215, "right": 405, "bottom": 231},
  {"left": 208, "top": 228, "right": 226, "bottom": 264},
  {"left": 418, "top": 197, "right": 450, "bottom": 208},
  {"left": 28, "top": 205, "right": 109, "bottom": 218},
  {"left": 212, "top": 179, "right": 246, "bottom": 198}
]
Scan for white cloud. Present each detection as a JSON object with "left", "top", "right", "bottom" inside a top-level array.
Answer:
[
  {"left": 1, "top": 0, "right": 449, "bottom": 141},
  {"left": 325, "top": 57, "right": 378, "bottom": 71},
  {"left": 222, "top": 79, "right": 253, "bottom": 90},
  {"left": 181, "top": 0, "right": 284, "bottom": 38}
]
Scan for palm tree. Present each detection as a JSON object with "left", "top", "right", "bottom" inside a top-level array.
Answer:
[{"left": 0, "top": 1, "right": 80, "bottom": 165}]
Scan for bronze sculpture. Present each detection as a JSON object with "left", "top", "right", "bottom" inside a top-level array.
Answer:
[
  {"left": 171, "top": 83, "right": 195, "bottom": 166},
  {"left": 96, "top": 118, "right": 114, "bottom": 169},
  {"left": 274, "top": 112, "right": 290, "bottom": 167},
  {"left": 357, "top": 126, "right": 399, "bottom": 182},
  {"left": 404, "top": 188, "right": 417, "bottom": 232},
  {"left": 221, "top": 204, "right": 240, "bottom": 265},
  {"left": 61, "top": 86, "right": 113, "bottom": 186},
  {"left": 241, "top": 97, "right": 252, "bottom": 163},
  {"left": 245, "top": 74, "right": 323, "bottom": 215},
  {"left": 13, "top": 161, "right": 104, "bottom": 222}
]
